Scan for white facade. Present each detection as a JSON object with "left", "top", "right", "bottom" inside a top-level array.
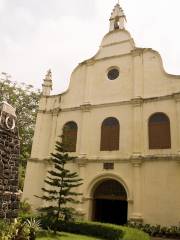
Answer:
[{"left": 23, "top": 4, "right": 180, "bottom": 226}]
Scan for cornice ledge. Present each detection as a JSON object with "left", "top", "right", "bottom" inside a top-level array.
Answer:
[
  {"left": 131, "top": 97, "right": 143, "bottom": 107},
  {"left": 61, "top": 106, "right": 81, "bottom": 112},
  {"left": 38, "top": 108, "right": 61, "bottom": 115},
  {"left": 86, "top": 59, "right": 96, "bottom": 66},
  {"left": 75, "top": 154, "right": 88, "bottom": 166},
  {"left": 131, "top": 154, "right": 144, "bottom": 166},
  {"left": 84, "top": 154, "right": 180, "bottom": 163},
  {"left": 131, "top": 48, "right": 146, "bottom": 56},
  {"left": 95, "top": 52, "right": 131, "bottom": 62},
  {"left": 143, "top": 154, "right": 180, "bottom": 161},
  {"left": 173, "top": 92, "right": 180, "bottom": 102},
  {"left": 102, "top": 38, "right": 134, "bottom": 48},
  {"left": 28, "top": 158, "right": 51, "bottom": 164},
  {"left": 76, "top": 159, "right": 88, "bottom": 167},
  {"left": 80, "top": 103, "right": 92, "bottom": 112},
  {"left": 51, "top": 107, "right": 61, "bottom": 115}
]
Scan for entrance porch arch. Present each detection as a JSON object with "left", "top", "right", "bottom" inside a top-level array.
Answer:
[{"left": 87, "top": 174, "right": 129, "bottom": 225}]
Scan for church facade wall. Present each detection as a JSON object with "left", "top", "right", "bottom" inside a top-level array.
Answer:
[
  {"left": 23, "top": 4, "right": 180, "bottom": 226},
  {"left": 23, "top": 93, "right": 180, "bottom": 225}
]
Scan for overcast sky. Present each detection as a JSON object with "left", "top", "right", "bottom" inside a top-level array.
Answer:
[{"left": 0, "top": 0, "right": 180, "bottom": 94}]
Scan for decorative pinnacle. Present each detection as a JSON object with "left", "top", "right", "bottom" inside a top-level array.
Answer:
[
  {"left": 45, "top": 69, "right": 52, "bottom": 81},
  {"left": 109, "top": 2, "right": 126, "bottom": 31},
  {"left": 42, "top": 69, "right": 52, "bottom": 96}
]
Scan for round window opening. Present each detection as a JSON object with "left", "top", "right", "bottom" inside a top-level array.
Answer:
[{"left": 107, "top": 68, "right": 119, "bottom": 80}]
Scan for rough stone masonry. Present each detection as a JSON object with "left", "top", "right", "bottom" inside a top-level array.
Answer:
[{"left": 0, "top": 102, "right": 20, "bottom": 219}]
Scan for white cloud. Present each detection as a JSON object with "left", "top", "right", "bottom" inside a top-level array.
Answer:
[{"left": 0, "top": 0, "right": 180, "bottom": 94}]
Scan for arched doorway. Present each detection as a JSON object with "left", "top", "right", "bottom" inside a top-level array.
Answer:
[{"left": 92, "top": 179, "right": 128, "bottom": 225}]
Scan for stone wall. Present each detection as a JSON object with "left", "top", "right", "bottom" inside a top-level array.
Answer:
[{"left": 0, "top": 102, "right": 20, "bottom": 219}]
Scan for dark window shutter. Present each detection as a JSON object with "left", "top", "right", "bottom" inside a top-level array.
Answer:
[
  {"left": 100, "top": 117, "right": 119, "bottom": 151},
  {"left": 149, "top": 113, "right": 171, "bottom": 149},
  {"left": 63, "top": 121, "right": 78, "bottom": 152}
]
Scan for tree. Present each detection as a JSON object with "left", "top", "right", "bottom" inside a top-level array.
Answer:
[
  {"left": 37, "top": 136, "right": 83, "bottom": 226},
  {"left": 0, "top": 72, "right": 40, "bottom": 190}
]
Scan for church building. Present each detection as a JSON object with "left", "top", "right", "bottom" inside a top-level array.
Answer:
[{"left": 23, "top": 3, "right": 180, "bottom": 226}]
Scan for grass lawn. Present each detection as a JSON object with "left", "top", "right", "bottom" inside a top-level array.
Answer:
[{"left": 36, "top": 231, "right": 103, "bottom": 240}]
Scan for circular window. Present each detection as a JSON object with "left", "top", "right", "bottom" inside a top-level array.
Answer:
[{"left": 107, "top": 68, "right": 119, "bottom": 80}]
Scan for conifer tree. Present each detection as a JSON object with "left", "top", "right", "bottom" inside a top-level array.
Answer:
[{"left": 38, "top": 136, "right": 83, "bottom": 224}]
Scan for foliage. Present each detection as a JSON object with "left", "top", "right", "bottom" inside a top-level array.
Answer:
[
  {"left": 25, "top": 218, "right": 41, "bottom": 240},
  {"left": 19, "top": 199, "right": 33, "bottom": 218},
  {"left": 37, "top": 136, "right": 83, "bottom": 226},
  {"left": 18, "top": 199, "right": 39, "bottom": 220},
  {"left": 40, "top": 220, "right": 122, "bottom": 240},
  {"left": 127, "top": 221, "right": 180, "bottom": 239},
  {"left": 0, "top": 73, "right": 40, "bottom": 190},
  {"left": 0, "top": 218, "right": 41, "bottom": 240},
  {"left": 0, "top": 219, "right": 10, "bottom": 240},
  {"left": 0, "top": 219, "right": 29, "bottom": 240},
  {"left": 40, "top": 219, "right": 150, "bottom": 240}
]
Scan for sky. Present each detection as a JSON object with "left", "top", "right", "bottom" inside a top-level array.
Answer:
[{"left": 0, "top": 0, "right": 180, "bottom": 94}]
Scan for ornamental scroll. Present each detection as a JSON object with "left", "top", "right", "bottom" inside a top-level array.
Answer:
[{"left": 0, "top": 102, "right": 20, "bottom": 219}]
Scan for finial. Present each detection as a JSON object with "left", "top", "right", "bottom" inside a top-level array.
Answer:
[
  {"left": 109, "top": 2, "right": 126, "bottom": 31},
  {"left": 45, "top": 69, "right": 52, "bottom": 81},
  {"left": 42, "top": 69, "right": 53, "bottom": 96}
]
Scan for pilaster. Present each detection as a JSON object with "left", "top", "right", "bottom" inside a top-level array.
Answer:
[
  {"left": 174, "top": 93, "right": 180, "bottom": 155},
  {"left": 79, "top": 103, "right": 92, "bottom": 156},
  {"left": 49, "top": 110, "right": 59, "bottom": 154},
  {"left": 130, "top": 158, "right": 143, "bottom": 222},
  {"left": 76, "top": 157, "right": 88, "bottom": 215},
  {"left": 132, "top": 48, "right": 144, "bottom": 98},
  {"left": 131, "top": 97, "right": 143, "bottom": 156}
]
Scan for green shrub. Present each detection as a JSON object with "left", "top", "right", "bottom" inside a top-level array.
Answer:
[
  {"left": 0, "top": 218, "right": 41, "bottom": 240},
  {"left": 25, "top": 218, "right": 41, "bottom": 240},
  {"left": 40, "top": 219, "right": 123, "bottom": 240},
  {"left": 40, "top": 218, "right": 150, "bottom": 240},
  {"left": 0, "top": 219, "right": 30, "bottom": 240},
  {"left": 127, "top": 221, "right": 180, "bottom": 239},
  {"left": 61, "top": 221, "right": 124, "bottom": 240}
]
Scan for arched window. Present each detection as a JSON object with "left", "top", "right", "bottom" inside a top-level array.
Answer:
[
  {"left": 148, "top": 113, "right": 171, "bottom": 149},
  {"left": 100, "top": 117, "right": 119, "bottom": 151},
  {"left": 62, "top": 121, "right": 78, "bottom": 152}
]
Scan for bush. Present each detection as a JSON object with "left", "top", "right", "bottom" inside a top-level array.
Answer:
[
  {"left": 0, "top": 218, "right": 41, "bottom": 240},
  {"left": 127, "top": 221, "right": 180, "bottom": 239},
  {"left": 39, "top": 217, "right": 150, "bottom": 240},
  {"left": 40, "top": 219, "right": 123, "bottom": 240}
]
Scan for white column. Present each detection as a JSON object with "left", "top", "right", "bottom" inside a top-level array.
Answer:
[
  {"left": 132, "top": 49, "right": 144, "bottom": 98},
  {"left": 79, "top": 104, "right": 91, "bottom": 156},
  {"left": 174, "top": 93, "right": 180, "bottom": 155},
  {"left": 130, "top": 159, "right": 143, "bottom": 222},
  {"left": 76, "top": 158, "right": 87, "bottom": 217},
  {"left": 49, "top": 110, "right": 59, "bottom": 154},
  {"left": 132, "top": 97, "right": 143, "bottom": 156}
]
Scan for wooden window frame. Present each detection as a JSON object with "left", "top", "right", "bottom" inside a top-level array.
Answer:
[
  {"left": 62, "top": 121, "right": 78, "bottom": 152},
  {"left": 100, "top": 117, "right": 120, "bottom": 151},
  {"left": 148, "top": 113, "right": 171, "bottom": 149}
]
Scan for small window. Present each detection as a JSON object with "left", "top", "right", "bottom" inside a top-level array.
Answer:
[
  {"left": 107, "top": 68, "right": 119, "bottom": 80},
  {"left": 103, "top": 162, "right": 114, "bottom": 170}
]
